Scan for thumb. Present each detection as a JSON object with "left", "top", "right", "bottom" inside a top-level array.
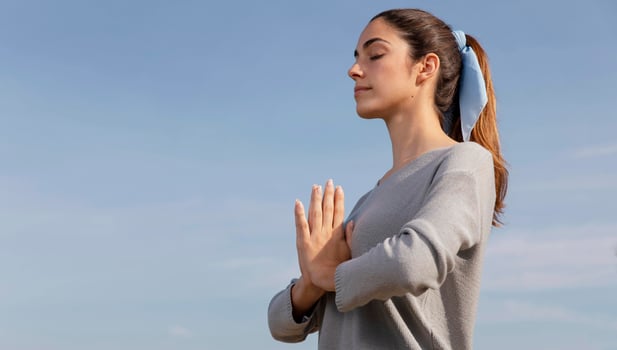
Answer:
[{"left": 345, "top": 220, "right": 354, "bottom": 249}]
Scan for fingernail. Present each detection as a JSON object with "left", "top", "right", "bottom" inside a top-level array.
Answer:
[{"left": 327, "top": 179, "right": 333, "bottom": 187}]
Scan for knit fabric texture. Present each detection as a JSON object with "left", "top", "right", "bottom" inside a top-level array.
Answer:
[{"left": 268, "top": 142, "right": 496, "bottom": 350}]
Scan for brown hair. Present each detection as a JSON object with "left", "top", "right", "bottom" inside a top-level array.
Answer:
[{"left": 372, "top": 9, "right": 508, "bottom": 226}]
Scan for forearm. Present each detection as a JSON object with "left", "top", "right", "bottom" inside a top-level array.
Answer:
[
  {"left": 335, "top": 223, "right": 447, "bottom": 312},
  {"left": 291, "top": 276, "right": 326, "bottom": 322},
  {"left": 334, "top": 170, "right": 489, "bottom": 312}
]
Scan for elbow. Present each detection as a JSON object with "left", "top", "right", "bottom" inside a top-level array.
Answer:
[
  {"left": 267, "top": 298, "right": 307, "bottom": 343},
  {"left": 399, "top": 266, "right": 437, "bottom": 297},
  {"left": 268, "top": 320, "right": 307, "bottom": 343},
  {"left": 268, "top": 324, "right": 292, "bottom": 343},
  {"left": 271, "top": 333, "right": 306, "bottom": 344}
]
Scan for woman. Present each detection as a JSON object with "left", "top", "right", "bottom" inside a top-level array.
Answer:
[{"left": 268, "top": 8, "right": 508, "bottom": 350}]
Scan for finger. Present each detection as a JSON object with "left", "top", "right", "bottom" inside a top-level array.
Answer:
[
  {"left": 345, "top": 220, "right": 354, "bottom": 249},
  {"left": 295, "top": 200, "right": 309, "bottom": 246},
  {"left": 322, "top": 179, "right": 335, "bottom": 230},
  {"left": 308, "top": 184, "right": 323, "bottom": 233},
  {"left": 333, "top": 185, "right": 345, "bottom": 235}
]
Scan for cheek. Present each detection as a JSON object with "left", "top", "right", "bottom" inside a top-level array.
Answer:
[
  {"left": 374, "top": 59, "right": 412, "bottom": 94},
  {"left": 385, "top": 64, "right": 414, "bottom": 95},
  {"left": 375, "top": 69, "right": 413, "bottom": 108},
  {"left": 354, "top": 61, "right": 414, "bottom": 117}
]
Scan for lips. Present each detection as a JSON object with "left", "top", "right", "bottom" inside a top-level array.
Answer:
[{"left": 354, "top": 86, "right": 371, "bottom": 96}]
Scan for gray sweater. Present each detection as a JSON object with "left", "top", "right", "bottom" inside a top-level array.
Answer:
[{"left": 268, "top": 142, "right": 496, "bottom": 350}]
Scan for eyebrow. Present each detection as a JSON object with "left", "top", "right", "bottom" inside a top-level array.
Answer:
[{"left": 354, "top": 37, "right": 391, "bottom": 58}]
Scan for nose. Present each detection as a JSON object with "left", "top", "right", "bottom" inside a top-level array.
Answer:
[{"left": 348, "top": 62, "right": 363, "bottom": 80}]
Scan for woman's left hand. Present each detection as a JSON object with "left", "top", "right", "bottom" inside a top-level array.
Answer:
[{"left": 295, "top": 179, "right": 350, "bottom": 292}]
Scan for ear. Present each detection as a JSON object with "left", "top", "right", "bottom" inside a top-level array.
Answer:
[{"left": 416, "top": 53, "right": 440, "bottom": 85}]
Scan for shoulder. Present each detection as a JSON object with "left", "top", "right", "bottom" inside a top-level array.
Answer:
[
  {"left": 436, "top": 142, "right": 493, "bottom": 177},
  {"left": 430, "top": 143, "right": 496, "bottom": 212}
]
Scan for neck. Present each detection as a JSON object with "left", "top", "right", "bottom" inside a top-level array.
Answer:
[{"left": 383, "top": 104, "right": 456, "bottom": 176}]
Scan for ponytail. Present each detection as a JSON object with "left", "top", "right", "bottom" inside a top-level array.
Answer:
[{"left": 450, "top": 34, "right": 508, "bottom": 226}]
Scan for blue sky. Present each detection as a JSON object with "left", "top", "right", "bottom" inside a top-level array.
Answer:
[{"left": 1, "top": 0, "right": 616, "bottom": 349}]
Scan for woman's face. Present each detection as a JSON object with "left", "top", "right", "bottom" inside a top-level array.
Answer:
[{"left": 348, "top": 18, "right": 419, "bottom": 119}]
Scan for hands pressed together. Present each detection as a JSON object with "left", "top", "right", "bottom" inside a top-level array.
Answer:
[{"left": 292, "top": 179, "right": 354, "bottom": 315}]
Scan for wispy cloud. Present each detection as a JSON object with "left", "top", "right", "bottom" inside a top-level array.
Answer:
[
  {"left": 210, "top": 257, "right": 275, "bottom": 270},
  {"left": 483, "top": 222, "right": 617, "bottom": 291},
  {"left": 479, "top": 299, "right": 617, "bottom": 332},
  {"left": 168, "top": 325, "right": 192, "bottom": 338},
  {"left": 0, "top": 174, "right": 293, "bottom": 239},
  {"left": 518, "top": 174, "right": 617, "bottom": 192},
  {"left": 571, "top": 144, "right": 617, "bottom": 159}
]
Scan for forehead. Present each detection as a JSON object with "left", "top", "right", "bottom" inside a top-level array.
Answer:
[{"left": 355, "top": 18, "right": 405, "bottom": 49}]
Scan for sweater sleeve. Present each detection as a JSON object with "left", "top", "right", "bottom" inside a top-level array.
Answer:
[
  {"left": 334, "top": 161, "right": 495, "bottom": 312},
  {"left": 267, "top": 279, "right": 323, "bottom": 342}
]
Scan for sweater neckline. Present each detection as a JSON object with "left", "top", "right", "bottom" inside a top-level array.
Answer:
[{"left": 376, "top": 144, "right": 456, "bottom": 188}]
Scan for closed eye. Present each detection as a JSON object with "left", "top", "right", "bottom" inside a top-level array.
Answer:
[{"left": 370, "top": 54, "right": 385, "bottom": 61}]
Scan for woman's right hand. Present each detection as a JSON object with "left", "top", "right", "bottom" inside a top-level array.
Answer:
[
  {"left": 291, "top": 179, "right": 350, "bottom": 319},
  {"left": 291, "top": 218, "right": 354, "bottom": 320},
  {"left": 295, "top": 179, "right": 350, "bottom": 292}
]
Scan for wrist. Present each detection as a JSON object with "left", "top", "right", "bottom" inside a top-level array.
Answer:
[
  {"left": 291, "top": 276, "right": 325, "bottom": 322},
  {"left": 309, "top": 264, "right": 338, "bottom": 292},
  {"left": 295, "top": 276, "right": 324, "bottom": 300}
]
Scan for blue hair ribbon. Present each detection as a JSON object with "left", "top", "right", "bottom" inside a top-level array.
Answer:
[{"left": 452, "top": 30, "right": 487, "bottom": 142}]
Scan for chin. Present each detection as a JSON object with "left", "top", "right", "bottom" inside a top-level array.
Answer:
[{"left": 355, "top": 103, "right": 385, "bottom": 120}]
